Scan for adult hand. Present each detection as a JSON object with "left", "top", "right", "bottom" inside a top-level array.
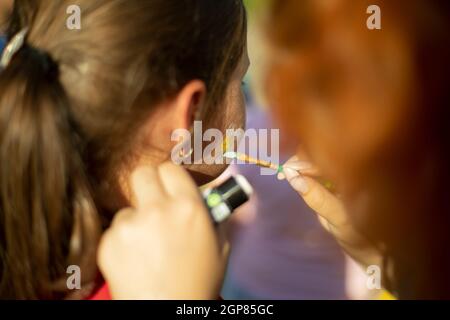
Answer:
[{"left": 279, "top": 156, "right": 381, "bottom": 268}]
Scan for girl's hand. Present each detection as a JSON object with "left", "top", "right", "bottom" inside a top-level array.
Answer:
[
  {"left": 97, "top": 163, "right": 229, "bottom": 300},
  {"left": 279, "top": 156, "right": 381, "bottom": 268}
]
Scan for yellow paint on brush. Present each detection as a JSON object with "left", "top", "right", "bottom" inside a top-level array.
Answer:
[
  {"left": 236, "top": 153, "right": 281, "bottom": 172},
  {"left": 223, "top": 151, "right": 282, "bottom": 172}
]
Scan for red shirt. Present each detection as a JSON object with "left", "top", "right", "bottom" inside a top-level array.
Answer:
[
  {"left": 88, "top": 282, "right": 223, "bottom": 300},
  {"left": 90, "top": 283, "right": 112, "bottom": 300}
]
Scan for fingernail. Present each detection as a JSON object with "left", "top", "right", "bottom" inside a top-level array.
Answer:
[
  {"left": 289, "top": 176, "right": 309, "bottom": 195},
  {"left": 284, "top": 167, "right": 300, "bottom": 180},
  {"left": 284, "top": 161, "right": 313, "bottom": 172},
  {"left": 284, "top": 168, "right": 309, "bottom": 194}
]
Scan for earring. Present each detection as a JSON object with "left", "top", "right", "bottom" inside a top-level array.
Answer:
[
  {"left": 179, "top": 141, "right": 194, "bottom": 160},
  {"left": 179, "top": 147, "right": 193, "bottom": 159}
]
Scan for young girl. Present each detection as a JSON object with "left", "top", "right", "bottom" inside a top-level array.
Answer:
[{"left": 0, "top": 0, "right": 248, "bottom": 299}]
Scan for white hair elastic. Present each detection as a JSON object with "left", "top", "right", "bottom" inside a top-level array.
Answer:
[{"left": 0, "top": 28, "right": 29, "bottom": 70}]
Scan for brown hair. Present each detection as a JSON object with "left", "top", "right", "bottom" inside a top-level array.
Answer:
[
  {"left": 0, "top": 1, "right": 12, "bottom": 32},
  {"left": 267, "top": 0, "right": 450, "bottom": 299},
  {"left": 0, "top": 0, "right": 246, "bottom": 299}
]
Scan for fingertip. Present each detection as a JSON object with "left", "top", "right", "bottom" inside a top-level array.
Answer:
[
  {"left": 158, "top": 161, "right": 198, "bottom": 198},
  {"left": 288, "top": 175, "right": 309, "bottom": 195},
  {"left": 283, "top": 161, "right": 313, "bottom": 172},
  {"left": 158, "top": 161, "right": 186, "bottom": 176},
  {"left": 158, "top": 161, "right": 178, "bottom": 172},
  {"left": 130, "top": 166, "right": 165, "bottom": 208},
  {"left": 131, "top": 166, "right": 156, "bottom": 189},
  {"left": 284, "top": 167, "right": 300, "bottom": 180}
]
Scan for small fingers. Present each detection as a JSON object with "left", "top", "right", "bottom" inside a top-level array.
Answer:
[
  {"left": 110, "top": 208, "right": 136, "bottom": 228},
  {"left": 131, "top": 166, "right": 167, "bottom": 209},
  {"left": 158, "top": 162, "right": 200, "bottom": 200}
]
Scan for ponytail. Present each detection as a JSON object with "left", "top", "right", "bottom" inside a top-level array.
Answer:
[{"left": 0, "top": 34, "right": 100, "bottom": 299}]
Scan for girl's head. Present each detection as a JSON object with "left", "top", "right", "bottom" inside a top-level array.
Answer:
[
  {"left": 267, "top": 0, "right": 450, "bottom": 298},
  {"left": 0, "top": 0, "right": 247, "bottom": 299}
]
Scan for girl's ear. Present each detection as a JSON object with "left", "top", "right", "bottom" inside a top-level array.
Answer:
[
  {"left": 173, "top": 80, "right": 207, "bottom": 130},
  {"left": 133, "top": 80, "right": 206, "bottom": 159}
]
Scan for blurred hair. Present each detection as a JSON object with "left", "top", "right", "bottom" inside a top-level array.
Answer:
[
  {"left": 0, "top": 0, "right": 13, "bottom": 31},
  {"left": 0, "top": 0, "right": 246, "bottom": 299},
  {"left": 267, "top": 0, "right": 450, "bottom": 299}
]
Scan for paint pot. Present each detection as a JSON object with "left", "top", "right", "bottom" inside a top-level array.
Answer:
[{"left": 202, "top": 175, "right": 253, "bottom": 224}]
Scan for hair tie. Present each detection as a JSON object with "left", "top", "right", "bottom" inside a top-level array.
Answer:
[
  {"left": 0, "top": 28, "right": 59, "bottom": 79},
  {"left": 0, "top": 28, "right": 29, "bottom": 70}
]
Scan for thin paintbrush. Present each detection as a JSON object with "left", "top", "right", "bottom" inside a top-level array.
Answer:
[
  {"left": 223, "top": 152, "right": 284, "bottom": 173},
  {"left": 224, "top": 152, "right": 336, "bottom": 191}
]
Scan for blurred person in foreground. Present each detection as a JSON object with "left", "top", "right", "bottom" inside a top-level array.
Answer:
[
  {"left": 97, "top": 0, "right": 450, "bottom": 300},
  {"left": 222, "top": 2, "right": 369, "bottom": 299},
  {"left": 268, "top": 0, "right": 450, "bottom": 299}
]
